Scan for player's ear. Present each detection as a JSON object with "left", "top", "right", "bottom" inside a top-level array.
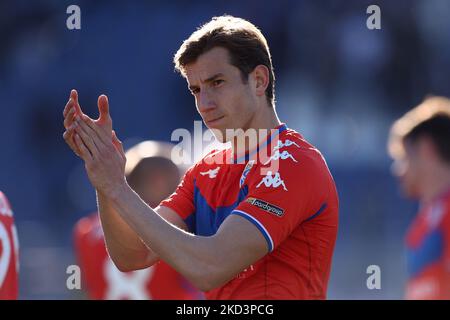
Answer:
[
  {"left": 252, "top": 65, "right": 269, "bottom": 98},
  {"left": 418, "top": 136, "right": 439, "bottom": 162}
]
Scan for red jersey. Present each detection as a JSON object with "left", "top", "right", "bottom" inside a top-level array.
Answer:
[
  {"left": 0, "top": 191, "right": 19, "bottom": 299},
  {"left": 405, "top": 188, "right": 450, "bottom": 299},
  {"left": 74, "top": 213, "right": 203, "bottom": 300},
  {"left": 160, "top": 124, "right": 339, "bottom": 299}
]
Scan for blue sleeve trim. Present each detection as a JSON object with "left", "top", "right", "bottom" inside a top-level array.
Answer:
[
  {"left": 231, "top": 210, "right": 274, "bottom": 252},
  {"left": 305, "top": 203, "right": 327, "bottom": 222}
]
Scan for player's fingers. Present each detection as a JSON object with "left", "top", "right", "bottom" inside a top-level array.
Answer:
[
  {"left": 73, "top": 132, "right": 93, "bottom": 162},
  {"left": 63, "top": 97, "right": 75, "bottom": 118},
  {"left": 67, "top": 125, "right": 83, "bottom": 153},
  {"left": 63, "top": 90, "right": 80, "bottom": 116},
  {"left": 64, "top": 90, "right": 92, "bottom": 125},
  {"left": 63, "top": 106, "right": 76, "bottom": 129},
  {"left": 76, "top": 115, "right": 110, "bottom": 149},
  {"left": 63, "top": 127, "right": 81, "bottom": 157},
  {"left": 74, "top": 120, "right": 100, "bottom": 159},
  {"left": 80, "top": 114, "right": 111, "bottom": 146},
  {"left": 70, "top": 89, "right": 77, "bottom": 101},
  {"left": 71, "top": 89, "right": 83, "bottom": 115}
]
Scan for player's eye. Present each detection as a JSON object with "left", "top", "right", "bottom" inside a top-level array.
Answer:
[
  {"left": 212, "top": 79, "right": 224, "bottom": 87},
  {"left": 190, "top": 88, "right": 200, "bottom": 95}
]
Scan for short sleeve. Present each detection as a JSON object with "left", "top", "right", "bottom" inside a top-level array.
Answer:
[
  {"left": 158, "top": 165, "right": 196, "bottom": 230},
  {"left": 232, "top": 152, "right": 331, "bottom": 252}
]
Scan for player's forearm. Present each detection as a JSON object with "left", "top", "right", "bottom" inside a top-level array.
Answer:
[
  {"left": 97, "top": 191, "right": 159, "bottom": 271},
  {"left": 109, "top": 183, "right": 231, "bottom": 291}
]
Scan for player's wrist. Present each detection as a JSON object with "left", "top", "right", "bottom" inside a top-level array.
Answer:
[{"left": 100, "top": 179, "right": 129, "bottom": 202}]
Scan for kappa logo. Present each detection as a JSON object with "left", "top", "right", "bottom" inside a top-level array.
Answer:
[
  {"left": 274, "top": 139, "right": 300, "bottom": 150},
  {"left": 256, "top": 171, "right": 288, "bottom": 191},
  {"left": 239, "top": 160, "right": 255, "bottom": 188},
  {"left": 200, "top": 167, "right": 220, "bottom": 178},
  {"left": 263, "top": 150, "right": 298, "bottom": 165},
  {"left": 246, "top": 197, "right": 285, "bottom": 217}
]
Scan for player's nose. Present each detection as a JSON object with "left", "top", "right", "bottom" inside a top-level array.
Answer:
[{"left": 196, "top": 90, "right": 216, "bottom": 114}]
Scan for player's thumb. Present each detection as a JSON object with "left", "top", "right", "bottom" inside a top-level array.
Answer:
[{"left": 97, "top": 94, "right": 111, "bottom": 123}]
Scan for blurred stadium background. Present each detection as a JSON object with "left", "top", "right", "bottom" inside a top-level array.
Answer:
[{"left": 1, "top": 0, "right": 449, "bottom": 299}]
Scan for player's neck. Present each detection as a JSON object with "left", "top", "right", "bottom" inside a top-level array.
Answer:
[
  {"left": 231, "top": 105, "right": 281, "bottom": 156},
  {"left": 421, "top": 166, "right": 450, "bottom": 203}
]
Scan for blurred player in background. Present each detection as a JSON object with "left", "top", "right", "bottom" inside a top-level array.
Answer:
[
  {"left": 0, "top": 191, "right": 19, "bottom": 299},
  {"left": 389, "top": 96, "right": 450, "bottom": 299},
  {"left": 73, "top": 141, "right": 203, "bottom": 299}
]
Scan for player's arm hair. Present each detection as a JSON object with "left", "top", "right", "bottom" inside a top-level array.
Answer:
[{"left": 97, "top": 192, "right": 189, "bottom": 272}]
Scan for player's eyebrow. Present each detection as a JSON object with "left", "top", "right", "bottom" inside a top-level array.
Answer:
[{"left": 188, "top": 73, "right": 225, "bottom": 91}]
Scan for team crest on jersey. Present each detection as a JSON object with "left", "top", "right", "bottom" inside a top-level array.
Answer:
[
  {"left": 246, "top": 197, "right": 285, "bottom": 217},
  {"left": 256, "top": 171, "right": 288, "bottom": 191},
  {"left": 239, "top": 160, "right": 255, "bottom": 188}
]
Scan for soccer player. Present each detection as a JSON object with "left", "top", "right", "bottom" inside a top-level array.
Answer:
[
  {"left": 73, "top": 141, "right": 203, "bottom": 300},
  {"left": 388, "top": 96, "right": 450, "bottom": 300},
  {"left": 63, "top": 15, "right": 339, "bottom": 299},
  {"left": 0, "top": 191, "right": 19, "bottom": 299}
]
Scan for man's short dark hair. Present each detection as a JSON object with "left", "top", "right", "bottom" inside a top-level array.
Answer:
[
  {"left": 174, "top": 15, "right": 276, "bottom": 107},
  {"left": 389, "top": 96, "right": 450, "bottom": 164}
]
